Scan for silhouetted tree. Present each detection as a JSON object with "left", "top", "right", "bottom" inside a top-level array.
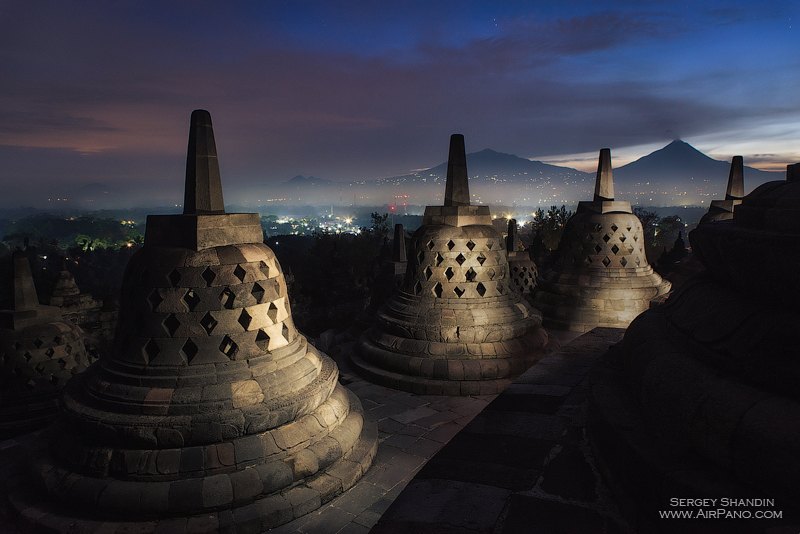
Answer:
[
  {"left": 362, "top": 212, "right": 390, "bottom": 240},
  {"left": 530, "top": 205, "right": 573, "bottom": 251}
]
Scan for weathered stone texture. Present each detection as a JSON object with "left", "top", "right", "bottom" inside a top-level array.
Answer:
[
  {"left": 533, "top": 149, "right": 670, "bottom": 331},
  {"left": 9, "top": 110, "right": 376, "bottom": 531},
  {"left": 0, "top": 253, "right": 92, "bottom": 437},
  {"left": 589, "top": 166, "right": 800, "bottom": 532},
  {"left": 354, "top": 134, "right": 552, "bottom": 395}
]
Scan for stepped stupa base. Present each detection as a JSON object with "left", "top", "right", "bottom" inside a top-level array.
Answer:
[
  {"left": 0, "top": 397, "right": 60, "bottom": 440},
  {"left": 353, "top": 327, "right": 550, "bottom": 395},
  {"left": 534, "top": 273, "right": 671, "bottom": 333},
  {"left": 9, "top": 388, "right": 377, "bottom": 533}
]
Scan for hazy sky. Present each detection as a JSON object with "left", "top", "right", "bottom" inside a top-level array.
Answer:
[{"left": 1, "top": 0, "right": 798, "bottom": 206}]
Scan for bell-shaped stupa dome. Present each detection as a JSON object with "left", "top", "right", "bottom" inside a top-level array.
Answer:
[
  {"left": 10, "top": 110, "right": 376, "bottom": 531},
  {"left": 0, "top": 252, "right": 91, "bottom": 437},
  {"left": 532, "top": 148, "right": 671, "bottom": 332},
  {"left": 49, "top": 267, "right": 82, "bottom": 303},
  {"left": 352, "top": 135, "right": 552, "bottom": 396}
]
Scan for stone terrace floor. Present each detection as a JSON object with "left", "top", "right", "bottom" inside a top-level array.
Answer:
[
  {"left": 0, "top": 330, "right": 583, "bottom": 534},
  {"left": 370, "top": 327, "right": 629, "bottom": 534},
  {"left": 268, "top": 346, "right": 500, "bottom": 534},
  {"left": 270, "top": 329, "right": 581, "bottom": 533}
]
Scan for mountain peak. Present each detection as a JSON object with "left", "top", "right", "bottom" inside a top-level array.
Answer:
[
  {"left": 663, "top": 139, "right": 703, "bottom": 153},
  {"left": 623, "top": 139, "right": 715, "bottom": 169}
]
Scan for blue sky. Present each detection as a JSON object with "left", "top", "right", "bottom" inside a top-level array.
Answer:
[{"left": 0, "top": 0, "right": 798, "bottom": 206}]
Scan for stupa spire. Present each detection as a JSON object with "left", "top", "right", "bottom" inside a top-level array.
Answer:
[
  {"left": 12, "top": 251, "right": 39, "bottom": 311},
  {"left": 444, "top": 134, "right": 470, "bottom": 206},
  {"left": 787, "top": 162, "right": 799, "bottom": 183},
  {"left": 507, "top": 218, "right": 518, "bottom": 252},
  {"left": 393, "top": 223, "right": 407, "bottom": 263},
  {"left": 726, "top": 156, "right": 744, "bottom": 199},
  {"left": 594, "top": 148, "right": 614, "bottom": 201},
  {"left": 183, "top": 109, "right": 225, "bottom": 215}
]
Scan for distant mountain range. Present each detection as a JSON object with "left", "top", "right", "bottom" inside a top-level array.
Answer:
[
  {"left": 52, "top": 141, "right": 785, "bottom": 209},
  {"left": 373, "top": 148, "right": 592, "bottom": 206},
  {"left": 368, "top": 140, "right": 781, "bottom": 207},
  {"left": 392, "top": 148, "right": 587, "bottom": 184}
]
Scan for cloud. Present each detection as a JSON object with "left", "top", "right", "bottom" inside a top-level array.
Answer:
[{"left": 0, "top": 1, "right": 797, "bottom": 207}]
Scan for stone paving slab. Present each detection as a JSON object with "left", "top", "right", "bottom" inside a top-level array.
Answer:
[
  {"left": 260, "top": 342, "right": 496, "bottom": 533},
  {"left": 372, "top": 327, "right": 630, "bottom": 534}
]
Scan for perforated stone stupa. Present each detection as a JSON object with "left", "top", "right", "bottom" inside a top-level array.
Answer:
[
  {"left": 0, "top": 253, "right": 91, "bottom": 437},
  {"left": 590, "top": 162, "right": 800, "bottom": 532},
  {"left": 10, "top": 110, "right": 376, "bottom": 531},
  {"left": 700, "top": 155, "right": 745, "bottom": 224},
  {"left": 506, "top": 218, "right": 538, "bottom": 294},
  {"left": 532, "top": 148, "right": 670, "bottom": 332},
  {"left": 352, "top": 134, "right": 551, "bottom": 395}
]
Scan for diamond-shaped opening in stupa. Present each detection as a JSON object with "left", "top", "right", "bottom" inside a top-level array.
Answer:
[
  {"left": 163, "top": 314, "right": 181, "bottom": 336},
  {"left": 433, "top": 282, "right": 443, "bottom": 298},
  {"left": 232, "top": 265, "right": 246, "bottom": 283},
  {"left": 201, "top": 267, "right": 216, "bottom": 286},
  {"left": 200, "top": 312, "right": 218, "bottom": 335},
  {"left": 219, "top": 335, "right": 238, "bottom": 358},
  {"left": 476, "top": 282, "right": 486, "bottom": 296},
  {"left": 183, "top": 289, "right": 201, "bottom": 311}
]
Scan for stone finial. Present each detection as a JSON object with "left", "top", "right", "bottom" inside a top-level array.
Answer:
[
  {"left": 726, "top": 156, "right": 745, "bottom": 199},
  {"left": 444, "top": 134, "right": 470, "bottom": 207},
  {"left": 507, "top": 219, "right": 518, "bottom": 252},
  {"left": 594, "top": 148, "right": 615, "bottom": 202},
  {"left": 788, "top": 163, "right": 800, "bottom": 183},
  {"left": 12, "top": 252, "right": 39, "bottom": 311},
  {"left": 183, "top": 109, "right": 225, "bottom": 215},
  {"left": 392, "top": 224, "right": 407, "bottom": 263}
]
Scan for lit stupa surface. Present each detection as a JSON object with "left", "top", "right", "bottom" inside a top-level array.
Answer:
[
  {"left": 10, "top": 110, "right": 376, "bottom": 531},
  {"left": 352, "top": 135, "right": 551, "bottom": 396},
  {"left": 0, "top": 253, "right": 91, "bottom": 437},
  {"left": 533, "top": 148, "right": 671, "bottom": 332}
]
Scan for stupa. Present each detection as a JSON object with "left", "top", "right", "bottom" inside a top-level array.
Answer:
[
  {"left": 10, "top": 110, "right": 376, "bottom": 531},
  {"left": 352, "top": 134, "right": 551, "bottom": 396},
  {"left": 505, "top": 218, "right": 538, "bottom": 294},
  {"left": 389, "top": 223, "right": 408, "bottom": 280},
  {"left": 699, "top": 155, "right": 745, "bottom": 224},
  {"left": 589, "top": 162, "right": 800, "bottom": 532},
  {"left": 49, "top": 266, "right": 103, "bottom": 325},
  {"left": 532, "top": 148, "right": 671, "bottom": 332},
  {"left": 371, "top": 223, "right": 408, "bottom": 305},
  {"left": 0, "top": 253, "right": 91, "bottom": 437}
]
